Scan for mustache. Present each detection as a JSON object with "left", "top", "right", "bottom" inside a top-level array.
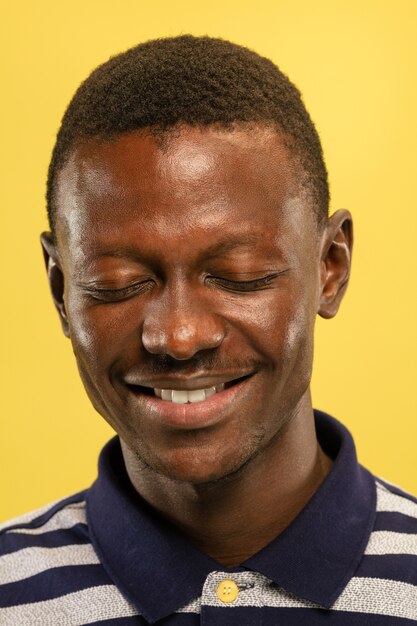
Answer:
[{"left": 133, "top": 352, "right": 261, "bottom": 377}]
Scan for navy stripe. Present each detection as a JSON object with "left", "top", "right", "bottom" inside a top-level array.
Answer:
[
  {"left": 200, "top": 607, "right": 264, "bottom": 625},
  {"left": 202, "top": 606, "right": 417, "bottom": 624},
  {"left": 259, "top": 607, "right": 417, "bottom": 624},
  {"left": 355, "top": 554, "right": 417, "bottom": 586},
  {"left": 0, "top": 564, "right": 111, "bottom": 607},
  {"left": 374, "top": 511, "right": 417, "bottom": 534},
  {"left": 0, "top": 524, "right": 90, "bottom": 556},
  {"left": 85, "top": 617, "right": 200, "bottom": 625},
  {"left": 0, "top": 492, "right": 86, "bottom": 535}
]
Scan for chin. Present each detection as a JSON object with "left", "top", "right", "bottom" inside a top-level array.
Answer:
[
  {"left": 121, "top": 413, "right": 270, "bottom": 485},
  {"left": 135, "top": 434, "right": 262, "bottom": 485}
]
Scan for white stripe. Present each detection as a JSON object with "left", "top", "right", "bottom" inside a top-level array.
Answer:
[
  {"left": 332, "top": 577, "right": 417, "bottom": 620},
  {"left": 365, "top": 530, "right": 417, "bottom": 556},
  {"left": 10, "top": 504, "right": 87, "bottom": 536},
  {"left": 0, "top": 584, "right": 139, "bottom": 625},
  {"left": 376, "top": 485, "right": 417, "bottom": 519},
  {"left": 0, "top": 497, "right": 71, "bottom": 532},
  {"left": 201, "top": 571, "right": 317, "bottom": 609},
  {"left": 0, "top": 544, "right": 100, "bottom": 584},
  {"left": 200, "top": 571, "right": 417, "bottom": 619}
]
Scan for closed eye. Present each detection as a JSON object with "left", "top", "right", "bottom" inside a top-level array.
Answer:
[
  {"left": 206, "top": 271, "right": 287, "bottom": 292},
  {"left": 81, "top": 280, "right": 154, "bottom": 302}
]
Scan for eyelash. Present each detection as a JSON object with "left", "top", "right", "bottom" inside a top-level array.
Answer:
[
  {"left": 84, "top": 273, "right": 281, "bottom": 301},
  {"left": 207, "top": 274, "right": 280, "bottom": 292},
  {"left": 84, "top": 281, "right": 153, "bottom": 301}
]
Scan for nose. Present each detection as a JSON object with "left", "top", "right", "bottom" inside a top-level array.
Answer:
[{"left": 141, "top": 284, "right": 226, "bottom": 360}]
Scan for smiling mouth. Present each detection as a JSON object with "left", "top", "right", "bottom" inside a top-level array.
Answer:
[
  {"left": 153, "top": 385, "right": 225, "bottom": 403},
  {"left": 126, "top": 376, "right": 250, "bottom": 404}
]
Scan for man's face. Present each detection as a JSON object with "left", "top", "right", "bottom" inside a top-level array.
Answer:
[{"left": 51, "top": 125, "right": 324, "bottom": 483}]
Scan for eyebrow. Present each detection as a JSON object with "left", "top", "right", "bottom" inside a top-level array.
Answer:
[
  {"left": 199, "top": 234, "right": 261, "bottom": 259},
  {"left": 88, "top": 234, "right": 262, "bottom": 262}
]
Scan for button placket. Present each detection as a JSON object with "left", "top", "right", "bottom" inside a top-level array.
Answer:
[
  {"left": 216, "top": 578, "right": 239, "bottom": 603},
  {"left": 200, "top": 569, "right": 267, "bottom": 616}
]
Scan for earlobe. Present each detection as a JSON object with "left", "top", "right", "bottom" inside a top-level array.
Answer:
[
  {"left": 318, "top": 210, "right": 353, "bottom": 319},
  {"left": 40, "top": 232, "right": 70, "bottom": 337}
]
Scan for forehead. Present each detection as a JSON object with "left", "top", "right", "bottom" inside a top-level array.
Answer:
[{"left": 54, "top": 125, "right": 315, "bottom": 262}]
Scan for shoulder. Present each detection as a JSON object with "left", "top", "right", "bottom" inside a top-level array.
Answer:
[
  {"left": 373, "top": 477, "right": 417, "bottom": 548},
  {"left": 374, "top": 476, "right": 417, "bottom": 528},
  {"left": 0, "top": 494, "right": 138, "bottom": 622},
  {"left": 355, "top": 476, "right": 417, "bottom": 587},
  {"left": 0, "top": 492, "right": 100, "bottom": 589},
  {"left": 0, "top": 491, "right": 88, "bottom": 536},
  {"left": 320, "top": 474, "right": 417, "bottom": 620}
]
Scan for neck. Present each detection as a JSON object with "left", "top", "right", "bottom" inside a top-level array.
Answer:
[{"left": 121, "top": 395, "right": 332, "bottom": 567}]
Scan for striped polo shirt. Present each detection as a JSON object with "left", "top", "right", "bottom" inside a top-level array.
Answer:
[{"left": 1, "top": 411, "right": 416, "bottom": 625}]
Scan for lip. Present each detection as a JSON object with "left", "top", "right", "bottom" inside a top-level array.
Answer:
[
  {"left": 125, "top": 374, "right": 254, "bottom": 430},
  {"left": 123, "top": 371, "right": 251, "bottom": 391}
]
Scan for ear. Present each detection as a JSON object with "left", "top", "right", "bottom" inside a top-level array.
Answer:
[
  {"left": 40, "top": 232, "right": 70, "bottom": 337},
  {"left": 318, "top": 209, "right": 353, "bottom": 319}
]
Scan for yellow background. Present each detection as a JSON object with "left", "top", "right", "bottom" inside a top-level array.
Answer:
[{"left": 1, "top": 0, "right": 416, "bottom": 522}]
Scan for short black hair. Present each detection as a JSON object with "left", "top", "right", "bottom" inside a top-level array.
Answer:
[{"left": 47, "top": 35, "right": 329, "bottom": 237}]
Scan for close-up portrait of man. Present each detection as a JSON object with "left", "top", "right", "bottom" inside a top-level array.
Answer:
[{"left": 1, "top": 4, "right": 416, "bottom": 624}]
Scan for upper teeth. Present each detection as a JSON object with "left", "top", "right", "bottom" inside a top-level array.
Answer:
[{"left": 154, "top": 385, "right": 225, "bottom": 404}]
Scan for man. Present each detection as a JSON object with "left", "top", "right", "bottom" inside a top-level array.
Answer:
[{"left": 0, "top": 35, "right": 416, "bottom": 625}]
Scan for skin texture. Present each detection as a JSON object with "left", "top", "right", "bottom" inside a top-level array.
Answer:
[{"left": 41, "top": 125, "right": 353, "bottom": 565}]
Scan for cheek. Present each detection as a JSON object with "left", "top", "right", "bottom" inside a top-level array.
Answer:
[
  {"left": 283, "top": 304, "right": 314, "bottom": 360},
  {"left": 223, "top": 286, "right": 314, "bottom": 368},
  {"left": 66, "top": 294, "right": 139, "bottom": 377},
  {"left": 275, "top": 284, "right": 318, "bottom": 400}
]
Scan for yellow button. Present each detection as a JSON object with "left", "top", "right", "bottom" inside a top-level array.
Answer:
[{"left": 216, "top": 579, "right": 239, "bottom": 603}]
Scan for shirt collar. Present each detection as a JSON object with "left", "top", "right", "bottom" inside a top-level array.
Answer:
[{"left": 87, "top": 411, "right": 376, "bottom": 623}]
